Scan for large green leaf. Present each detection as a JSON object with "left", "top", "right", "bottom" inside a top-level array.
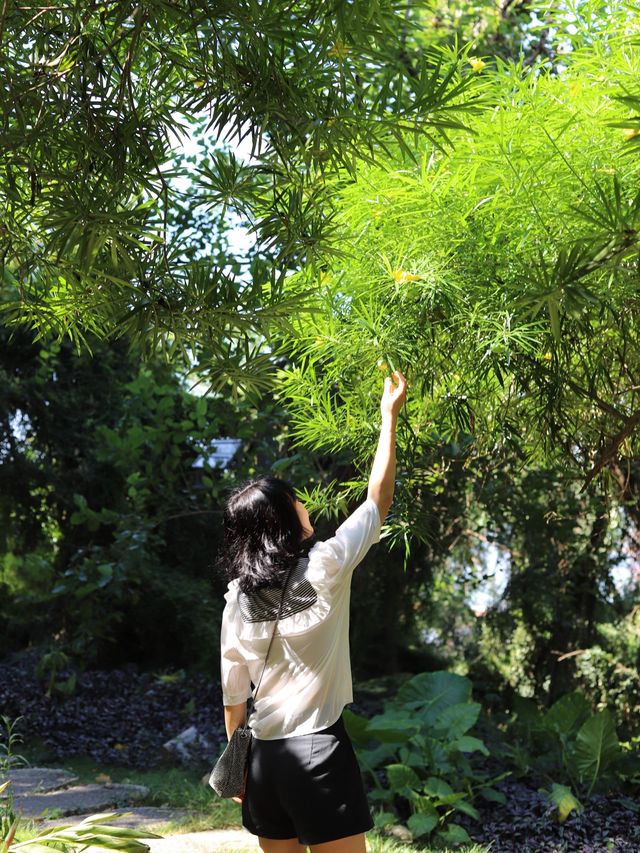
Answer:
[
  {"left": 453, "top": 735, "right": 489, "bottom": 756},
  {"left": 544, "top": 783, "right": 583, "bottom": 823},
  {"left": 367, "top": 710, "right": 421, "bottom": 742},
  {"left": 9, "top": 811, "right": 162, "bottom": 851},
  {"left": 342, "top": 709, "right": 370, "bottom": 746},
  {"left": 407, "top": 809, "right": 438, "bottom": 838},
  {"left": 431, "top": 701, "right": 480, "bottom": 740},
  {"left": 478, "top": 786, "right": 507, "bottom": 804},
  {"left": 395, "top": 671, "right": 472, "bottom": 722},
  {"left": 423, "top": 738, "right": 454, "bottom": 774},
  {"left": 373, "top": 811, "right": 397, "bottom": 828},
  {"left": 437, "top": 823, "right": 472, "bottom": 846},
  {"left": 360, "top": 743, "right": 399, "bottom": 771},
  {"left": 386, "top": 763, "right": 421, "bottom": 793},
  {"left": 431, "top": 791, "right": 467, "bottom": 807},
  {"left": 544, "top": 692, "right": 591, "bottom": 736},
  {"left": 423, "top": 777, "right": 454, "bottom": 798},
  {"left": 453, "top": 798, "right": 481, "bottom": 821},
  {"left": 368, "top": 789, "right": 394, "bottom": 803},
  {"left": 570, "top": 710, "right": 621, "bottom": 793}
]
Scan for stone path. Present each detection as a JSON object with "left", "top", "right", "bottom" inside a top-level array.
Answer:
[
  {"left": 146, "top": 829, "right": 258, "bottom": 851},
  {"left": 1, "top": 766, "right": 258, "bottom": 850},
  {"left": 0, "top": 767, "right": 79, "bottom": 796},
  {"left": 13, "top": 781, "right": 150, "bottom": 819},
  {"left": 2, "top": 767, "right": 150, "bottom": 820}
]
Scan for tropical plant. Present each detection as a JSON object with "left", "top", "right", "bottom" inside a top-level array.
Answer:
[
  {"left": 0, "top": 718, "right": 27, "bottom": 774},
  {"left": 345, "top": 671, "right": 505, "bottom": 846},
  {"left": 0, "top": 786, "right": 161, "bottom": 853},
  {"left": 1, "top": 324, "right": 440, "bottom": 674},
  {"left": 502, "top": 690, "right": 640, "bottom": 807}
]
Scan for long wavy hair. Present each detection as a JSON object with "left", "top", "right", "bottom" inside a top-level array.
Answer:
[{"left": 222, "top": 476, "right": 308, "bottom": 593}]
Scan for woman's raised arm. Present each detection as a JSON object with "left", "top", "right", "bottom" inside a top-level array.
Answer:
[{"left": 367, "top": 370, "right": 407, "bottom": 524}]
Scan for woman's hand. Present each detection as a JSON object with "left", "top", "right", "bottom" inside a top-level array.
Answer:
[
  {"left": 380, "top": 370, "right": 407, "bottom": 418},
  {"left": 224, "top": 702, "right": 248, "bottom": 804}
]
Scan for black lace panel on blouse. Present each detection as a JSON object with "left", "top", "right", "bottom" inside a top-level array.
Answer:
[{"left": 237, "top": 556, "right": 317, "bottom": 623}]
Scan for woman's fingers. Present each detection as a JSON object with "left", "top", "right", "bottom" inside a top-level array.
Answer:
[
  {"left": 381, "top": 369, "right": 407, "bottom": 414},
  {"left": 390, "top": 371, "right": 407, "bottom": 396}
]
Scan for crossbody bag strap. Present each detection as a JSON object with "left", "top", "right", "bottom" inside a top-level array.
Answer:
[{"left": 245, "top": 562, "right": 295, "bottom": 717}]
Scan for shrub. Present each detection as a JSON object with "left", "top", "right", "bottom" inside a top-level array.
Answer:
[
  {"left": 502, "top": 690, "right": 640, "bottom": 807},
  {"left": 345, "top": 671, "right": 505, "bottom": 846}
]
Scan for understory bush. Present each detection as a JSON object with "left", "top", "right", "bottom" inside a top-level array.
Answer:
[
  {"left": 347, "top": 670, "right": 640, "bottom": 840},
  {"left": 501, "top": 690, "right": 640, "bottom": 820},
  {"left": 572, "top": 610, "right": 640, "bottom": 738},
  {"left": 345, "top": 671, "right": 506, "bottom": 847}
]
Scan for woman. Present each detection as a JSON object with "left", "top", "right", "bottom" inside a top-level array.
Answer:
[{"left": 220, "top": 370, "right": 407, "bottom": 853}]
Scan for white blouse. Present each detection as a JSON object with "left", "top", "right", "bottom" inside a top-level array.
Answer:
[{"left": 220, "top": 498, "right": 382, "bottom": 739}]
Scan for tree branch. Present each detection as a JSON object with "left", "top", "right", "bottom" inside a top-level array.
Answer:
[
  {"left": 564, "top": 376, "right": 629, "bottom": 423},
  {"left": 581, "top": 407, "right": 640, "bottom": 492}
]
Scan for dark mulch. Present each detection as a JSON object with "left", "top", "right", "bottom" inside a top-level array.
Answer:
[
  {"left": 0, "top": 649, "right": 227, "bottom": 769},
  {"left": 0, "top": 650, "right": 379, "bottom": 770},
  {"left": 461, "top": 780, "right": 640, "bottom": 853}
]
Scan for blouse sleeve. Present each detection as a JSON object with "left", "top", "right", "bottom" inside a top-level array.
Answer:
[
  {"left": 220, "top": 603, "right": 252, "bottom": 706},
  {"left": 308, "top": 497, "right": 382, "bottom": 588}
]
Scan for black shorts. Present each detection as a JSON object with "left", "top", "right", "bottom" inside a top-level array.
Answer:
[{"left": 242, "top": 715, "right": 373, "bottom": 845}]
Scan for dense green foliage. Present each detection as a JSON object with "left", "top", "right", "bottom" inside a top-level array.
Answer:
[
  {"left": 1, "top": 0, "right": 481, "bottom": 397},
  {"left": 1, "top": 3, "right": 639, "bottom": 841},
  {"left": 1, "top": 328, "right": 431, "bottom": 673},
  {"left": 347, "top": 672, "right": 640, "bottom": 841},
  {"left": 501, "top": 691, "right": 639, "bottom": 799},
  {"left": 278, "top": 4, "right": 640, "bottom": 490},
  {"left": 265, "top": 5, "right": 640, "bottom": 747},
  {"left": 346, "top": 672, "right": 501, "bottom": 847},
  {"left": 460, "top": 461, "right": 639, "bottom": 715},
  {"left": 0, "top": 328, "right": 289, "bottom": 667}
]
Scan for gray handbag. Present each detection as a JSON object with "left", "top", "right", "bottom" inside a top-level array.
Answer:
[{"left": 209, "top": 566, "right": 293, "bottom": 798}]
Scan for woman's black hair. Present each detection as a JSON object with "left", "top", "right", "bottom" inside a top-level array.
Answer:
[{"left": 221, "top": 475, "right": 307, "bottom": 593}]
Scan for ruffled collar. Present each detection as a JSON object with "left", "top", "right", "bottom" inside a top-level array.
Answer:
[
  {"left": 237, "top": 556, "right": 317, "bottom": 623},
  {"left": 224, "top": 541, "right": 333, "bottom": 643}
]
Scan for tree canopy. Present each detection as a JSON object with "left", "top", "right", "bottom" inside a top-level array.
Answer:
[
  {"left": 1, "top": 0, "right": 480, "bottom": 388},
  {"left": 277, "top": 3, "right": 640, "bottom": 507},
  {"left": 1, "top": 0, "right": 639, "bottom": 752}
]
